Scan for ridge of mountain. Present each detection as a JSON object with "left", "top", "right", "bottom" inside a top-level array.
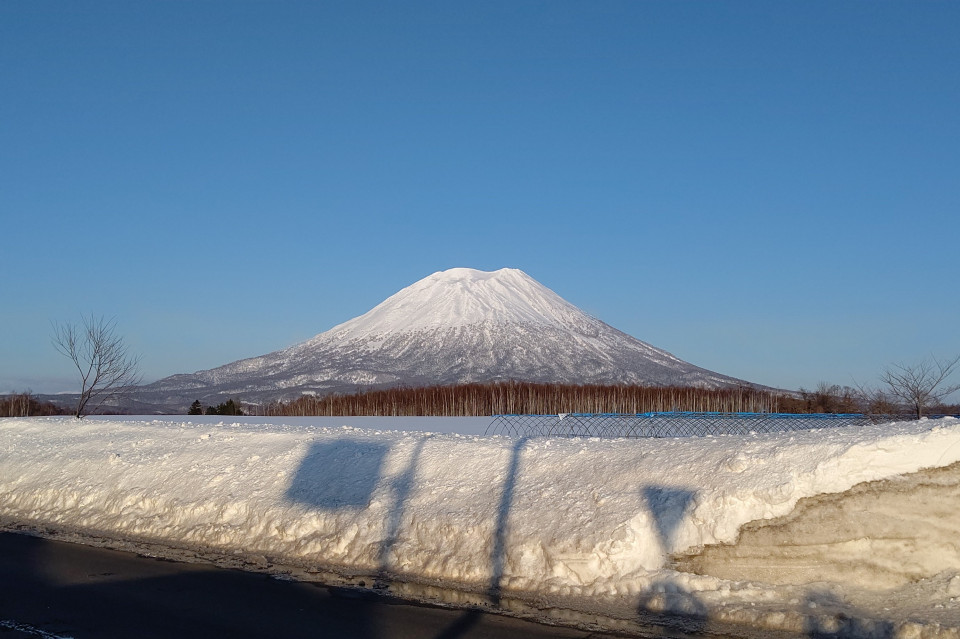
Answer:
[{"left": 137, "top": 268, "right": 757, "bottom": 409}]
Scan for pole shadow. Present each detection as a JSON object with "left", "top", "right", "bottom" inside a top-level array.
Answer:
[
  {"left": 375, "top": 437, "right": 427, "bottom": 588},
  {"left": 637, "top": 485, "right": 709, "bottom": 634},
  {"left": 641, "top": 486, "right": 696, "bottom": 552},
  {"left": 283, "top": 434, "right": 514, "bottom": 638},
  {"left": 488, "top": 436, "right": 528, "bottom": 606}
]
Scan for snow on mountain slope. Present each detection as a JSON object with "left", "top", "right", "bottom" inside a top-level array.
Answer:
[
  {"left": 330, "top": 267, "right": 588, "bottom": 333},
  {"left": 138, "top": 268, "right": 754, "bottom": 409}
]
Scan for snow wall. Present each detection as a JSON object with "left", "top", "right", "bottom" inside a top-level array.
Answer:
[{"left": 2, "top": 416, "right": 960, "bottom": 637}]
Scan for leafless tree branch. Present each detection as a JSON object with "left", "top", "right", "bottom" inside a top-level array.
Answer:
[
  {"left": 879, "top": 354, "right": 960, "bottom": 419},
  {"left": 52, "top": 315, "right": 142, "bottom": 418}
]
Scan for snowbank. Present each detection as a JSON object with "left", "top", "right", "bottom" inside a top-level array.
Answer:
[{"left": 2, "top": 416, "right": 960, "bottom": 637}]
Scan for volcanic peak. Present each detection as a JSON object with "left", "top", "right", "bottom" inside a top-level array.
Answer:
[{"left": 323, "top": 267, "right": 588, "bottom": 338}]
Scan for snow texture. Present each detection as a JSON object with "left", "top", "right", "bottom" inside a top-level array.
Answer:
[
  {"left": 3, "top": 416, "right": 960, "bottom": 637},
  {"left": 135, "top": 268, "right": 754, "bottom": 410}
]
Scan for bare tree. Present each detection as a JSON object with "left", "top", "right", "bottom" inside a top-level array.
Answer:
[
  {"left": 879, "top": 354, "right": 960, "bottom": 419},
  {"left": 52, "top": 315, "right": 142, "bottom": 418},
  {"left": 851, "top": 380, "right": 898, "bottom": 418}
]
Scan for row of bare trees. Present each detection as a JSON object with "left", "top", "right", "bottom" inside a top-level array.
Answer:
[
  {"left": 0, "top": 392, "right": 67, "bottom": 417},
  {"left": 251, "top": 381, "right": 791, "bottom": 417},
  {"left": 248, "top": 355, "right": 960, "bottom": 418},
  {"left": 782, "top": 355, "right": 960, "bottom": 418}
]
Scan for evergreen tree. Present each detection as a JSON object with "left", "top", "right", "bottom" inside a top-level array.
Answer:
[
  {"left": 203, "top": 399, "right": 244, "bottom": 416},
  {"left": 219, "top": 399, "right": 244, "bottom": 416},
  {"left": 188, "top": 400, "right": 203, "bottom": 415}
]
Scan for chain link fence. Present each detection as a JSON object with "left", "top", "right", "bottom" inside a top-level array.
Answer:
[{"left": 483, "top": 412, "right": 892, "bottom": 438}]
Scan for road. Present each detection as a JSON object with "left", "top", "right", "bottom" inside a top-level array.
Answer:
[{"left": 0, "top": 532, "right": 622, "bottom": 639}]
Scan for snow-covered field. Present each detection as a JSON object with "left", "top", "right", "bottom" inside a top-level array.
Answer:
[{"left": 2, "top": 416, "right": 960, "bottom": 637}]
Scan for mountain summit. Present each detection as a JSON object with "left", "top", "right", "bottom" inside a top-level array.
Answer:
[
  {"left": 330, "top": 267, "right": 592, "bottom": 333},
  {"left": 139, "top": 268, "right": 754, "bottom": 409}
]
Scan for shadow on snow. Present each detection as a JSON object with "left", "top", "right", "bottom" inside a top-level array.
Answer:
[{"left": 280, "top": 435, "right": 906, "bottom": 638}]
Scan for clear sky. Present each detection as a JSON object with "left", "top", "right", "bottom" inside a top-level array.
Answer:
[{"left": 2, "top": 1, "right": 958, "bottom": 397}]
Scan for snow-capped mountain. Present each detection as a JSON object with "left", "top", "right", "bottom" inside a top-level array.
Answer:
[{"left": 138, "top": 268, "right": 756, "bottom": 409}]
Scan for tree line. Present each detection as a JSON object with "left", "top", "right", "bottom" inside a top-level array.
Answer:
[
  {"left": 188, "top": 399, "right": 244, "bottom": 416},
  {"left": 241, "top": 366, "right": 959, "bottom": 418},
  {"left": 0, "top": 392, "right": 68, "bottom": 417},
  {"left": 248, "top": 381, "right": 795, "bottom": 417}
]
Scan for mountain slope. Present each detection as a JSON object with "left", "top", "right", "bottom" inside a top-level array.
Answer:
[{"left": 138, "top": 268, "right": 756, "bottom": 408}]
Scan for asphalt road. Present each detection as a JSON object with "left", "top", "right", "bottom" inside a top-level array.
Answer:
[{"left": 0, "top": 532, "right": 619, "bottom": 639}]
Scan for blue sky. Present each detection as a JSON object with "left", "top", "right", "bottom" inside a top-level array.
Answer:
[{"left": 2, "top": 1, "right": 958, "bottom": 396}]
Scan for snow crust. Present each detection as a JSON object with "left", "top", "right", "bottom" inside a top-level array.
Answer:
[{"left": 3, "top": 416, "right": 960, "bottom": 636}]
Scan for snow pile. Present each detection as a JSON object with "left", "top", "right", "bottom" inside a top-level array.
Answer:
[{"left": 2, "top": 416, "right": 960, "bottom": 636}]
